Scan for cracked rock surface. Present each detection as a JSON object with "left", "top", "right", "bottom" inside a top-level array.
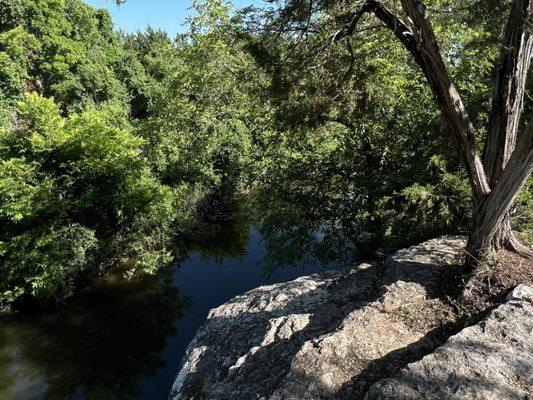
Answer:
[
  {"left": 171, "top": 236, "right": 515, "bottom": 400},
  {"left": 366, "top": 284, "right": 533, "bottom": 400}
]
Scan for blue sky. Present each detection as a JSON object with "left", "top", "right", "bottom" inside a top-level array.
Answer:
[{"left": 85, "top": 0, "right": 262, "bottom": 37}]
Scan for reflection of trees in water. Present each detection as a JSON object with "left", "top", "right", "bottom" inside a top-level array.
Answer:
[
  {"left": 177, "top": 198, "right": 253, "bottom": 263},
  {"left": 0, "top": 272, "right": 192, "bottom": 400},
  {"left": 180, "top": 191, "right": 356, "bottom": 274},
  {"left": 0, "top": 328, "right": 16, "bottom": 397},
  {"left": 254, "top": 183, "right": 358, "bottom": 275}
]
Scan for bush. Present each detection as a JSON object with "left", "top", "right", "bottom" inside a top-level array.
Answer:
[
  {"left": 0, "top": 224, "right": 98, "bottom": 306},
  {"left": 0, "top": 93, "right": 181, "bottom": 308}
]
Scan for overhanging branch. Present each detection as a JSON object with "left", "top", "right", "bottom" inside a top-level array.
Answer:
[{"left": 341, "top": 0, "right": 491, "bottom": 201}]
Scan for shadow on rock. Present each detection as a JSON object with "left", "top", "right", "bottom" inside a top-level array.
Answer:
[{"left": 171, "top": 236, "right": 469, "bottom": 400}]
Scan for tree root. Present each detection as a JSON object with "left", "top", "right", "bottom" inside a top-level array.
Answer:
[{"left": 505, "top": 233, "right": 533, "bottom": 259}]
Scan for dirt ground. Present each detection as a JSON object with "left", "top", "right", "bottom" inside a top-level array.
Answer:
[
  {"left": 465, "top": 250, "right": 533, "bottom": 312},
  {"left": 389, "top": 248, "right": 533, "bottom": 377}
]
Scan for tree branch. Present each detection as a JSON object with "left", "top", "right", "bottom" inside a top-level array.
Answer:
[{"left": 346, "top": 0, "right": 491, "bottom": 201}]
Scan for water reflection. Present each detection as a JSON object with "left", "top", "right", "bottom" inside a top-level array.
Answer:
[
  {"left": 253, "top": 186, "right": 359, "bottom": 273},
  {"left": 180, "top": 200, "right": 253, "bottom": 262},
  {"left": 0, "top": 274, "right": 191, "bottom": 400},
  {"left": 0, "top": 198, "right": 351, "bottom": 400}
]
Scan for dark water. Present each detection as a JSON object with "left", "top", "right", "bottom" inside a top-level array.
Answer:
[{"left": 0, "top": 214, "right": 346, "bottom": 399}]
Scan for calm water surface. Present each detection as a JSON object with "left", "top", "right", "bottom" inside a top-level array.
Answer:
[{"left": 0, "top": 217, "right": 345, "bottom": 399}]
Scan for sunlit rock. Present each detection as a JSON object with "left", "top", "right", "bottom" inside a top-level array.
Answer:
[{"left": 169, "top": 237, "right": 530, "bottom": 399}]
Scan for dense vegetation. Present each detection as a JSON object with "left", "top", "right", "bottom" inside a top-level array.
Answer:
[{"left": 0, "top": 0, "right": 531, "bottom": 309}]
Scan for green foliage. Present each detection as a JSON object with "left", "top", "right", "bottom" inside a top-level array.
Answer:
[
  {"left": 21, "top": 0, "right": 130, "bottom": 112},
  {"left": 377, "top": 156, "right": 471, "bottom": 250},
  {"left": 0, "top": 0, "right": 152, "bottom": 114},
  {"left": 0, "top": 94, "right": 179, "bottom": 307},
  {"left": 0, "top": 0, "right": 207, "bottom": 306},
  {"left": 1, "top": 224, "right": 98, "bottom": 304},
  {"left": 141, "top": 0, "right": 273, "bottom": 198},
  {"left": 120, "top": 28, "right": 175, "bottom": 118},
  {"left": 0, "top": 157, "right": 52, "bottom": 222},
  {"left": 1, "top": 0, "right": 531, "bottom": 308},
  {"left": 0, "top": 26, "right": 39, "bottom": 105},
  {"left": 247, "top": 0, "right": 521, "bottom": 258},
  {"left": 0, "top": 0, "right": 24, "bottom": 32},
  {"left": 514, "top": 178, "right": 533, "bottom": 246}
]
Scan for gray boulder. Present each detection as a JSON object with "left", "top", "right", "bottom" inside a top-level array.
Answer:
[
  {"left": 365, "top": 284, "right": 533, "bottom": 400},
  {"left": 170, "top": 236, "right": 467, "bottom": 400}
]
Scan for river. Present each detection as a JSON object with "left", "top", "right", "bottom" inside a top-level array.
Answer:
[{"left": 0, "top": 205, "right": 349, "bottom": 399}]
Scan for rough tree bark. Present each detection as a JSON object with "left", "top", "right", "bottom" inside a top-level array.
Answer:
[
  {"left": 483, "top": 0, "right": 533, "bottom": 256},
  {"left": 350, "top": 0, "right": 533, "bottom": 264},
  {"left": 468, "top": 114, "right": 533, "bottom": 260}
]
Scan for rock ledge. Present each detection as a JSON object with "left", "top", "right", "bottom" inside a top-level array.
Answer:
[
  {"left": 366, "top": 284, "right": 533, "bottom": 400},
  {"left": 170, "top": 236, "right": 531, "bottom": 400}
]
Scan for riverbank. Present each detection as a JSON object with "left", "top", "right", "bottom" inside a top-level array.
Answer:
[
  {"left": 170, "top": 236, "right": 533, "bottom": 399},
  {"left": 0, "top": 221, "right": 344, "bottom": 400}
]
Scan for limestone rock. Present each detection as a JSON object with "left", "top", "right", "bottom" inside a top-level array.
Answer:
[
  {"left": 365, "top": 284, "right": 533, "bottom": 400},
  {"left": 170, "top": 236, "right": 467, "bottom": 400}
]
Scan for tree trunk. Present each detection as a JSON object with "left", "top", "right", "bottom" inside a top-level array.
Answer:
[
  {"left": 352, "top": 0, "right": 533, "bottom": 264},
  {"left": 466, "top": 114, "right": 533, "bottom": 264},
  {"left": 483, "top": 0, "right": 533, "bottom": 184},
  {"left": 468, "top": 211, "right": 533, "bottom": 264},
  {"left": 482, "top": 0, "right": 533, "bottom": 254}
]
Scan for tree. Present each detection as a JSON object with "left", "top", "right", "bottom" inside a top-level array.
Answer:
[
  {"left": 0, "top": 94, "right": 179, "bottom": 308},
  {"left": 141, "top": 0, "right": 272, "bottom": 200},
  {"left": 253, "top": 0, "right": 533, "bottom": 264}
]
